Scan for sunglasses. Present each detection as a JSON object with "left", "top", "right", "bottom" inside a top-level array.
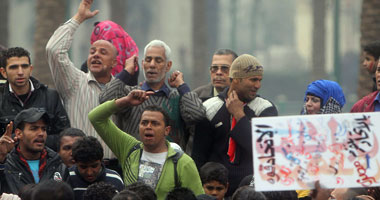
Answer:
[{"left": 210, "top": 65, "right": 230, "bottom": 73}]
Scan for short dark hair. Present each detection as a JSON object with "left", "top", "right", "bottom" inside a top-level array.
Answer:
[
  {"left": 262, "top": 190, "right": 298, "bottom": 200},
  {"left": 0, "top": 47, "right": 31, "bottom": 69},
  {"left": 72, "top": 136, "right": 104, "bottom": 163},
  {"left": 112, "top": 189, "right": 142, "bottom": 200},
  {"left": 18, "top": 183, "right": 36, "bottom": 200},
  {"left": 142, "top": 105, "right": 171, "bottom": 127},
  {"left": 363, "top": 41, "right": 380, "bottom": 61},
  {"left": 200, "top": 162, "right": 229, "bottom": 186},
  {"left": 125, "top": 181, "right": 157, "bottom": 200},
  {"left": 214, "top": 49, "right": 238, "bottom": 61},
  {"left": 165, "top": 187, "right": 197, "bottom": 200},
  {"left": 31, "top": 180, "right": 74, "bottom": 200},
  {"left": 232, "top": 186, "right": 266, "bottom": 200},
  {"left": 83, "top": 182, "right": 118, "bottom": 200},
  {"left": 58, "top": 128, "right": 86, "bottom": 151}
]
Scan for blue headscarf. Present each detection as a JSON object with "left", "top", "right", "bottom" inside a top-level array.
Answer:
[{"left": 304, "top": 80, "right": 346, "bottom": 107}]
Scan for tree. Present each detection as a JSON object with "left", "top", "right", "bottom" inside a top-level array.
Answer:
[
  {"left": 312, "top": 0, "right": 327, "bottom": 80},
  {"left": 33, "top": 0, "right": 66, "bottom": 88},
  {"left": 0, "top": 0, "right": 9, "bottom": 47},
  {"left": 359, "top": 0, "right": 380, "bottom": 98}
]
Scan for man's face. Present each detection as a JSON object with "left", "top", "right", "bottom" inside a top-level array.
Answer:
[
  {"left": 142, "top": 46, "right": 171, "bottom": 84},
  {"left": 376, "top": 62, "right": 380, "bottom": 91},
  {"left": 0, "top": 56, "right": 33, "bottom": 91},
  {"left": 59, "top": 136, "right": 82, "bottom": 168},
  {"left": 231, "top": 75, "right": 262, "bottom": 103},
  {"left": 16, "top": 119, "right": 47, "bottom": 154},
  {"left": 363, "top": 51, "right": 378, "bottom": 74},
  {"left": 139, "top": 111, "right": 170, "bottom": 153},
  {"left": 203, "top": 181, "right": 228, "bottom": 200},
  {"left": 87, "top": 40, "right": 117, "bottom": 78},
  {"left": 210, "top": 54, "right": 234, "bottom": 93},
  {"left": 76, "top": 160, "right": 102, "bottom": 183}
]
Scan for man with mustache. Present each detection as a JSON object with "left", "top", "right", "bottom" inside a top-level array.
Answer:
[
  {"left": 99, "top": 40, "right": 205, "bottom": 150},
  {"left": 193, "top": 49, "right": 238, "bottom": 102},
  {"left": 192, "top": 54, "right": 278, "bottom": 197},
  {"left": 0, "top": 108, "right": 68, "bottom": 194},
  {"left": 46, "top": 0, "right": 120, "bottom": 168},
  {"left": 0, "top": 47, "right": 70, "bottom": 151}
]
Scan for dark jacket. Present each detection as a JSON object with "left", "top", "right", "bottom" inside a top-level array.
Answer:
[
  {"left": 67, "top": 164, "right": 124, "bottom": 200},
  {"left": 193, "top": 83, "right": 214, "bottom": 102},
  {"left": 0, "top": 147, "right": 68, "bottom": 194},
  {"left": 0, "top": 77, "right": 70, "bottom": 151},
  {"left": 192, "top": 88, "right": 278, "bottom": 196}
]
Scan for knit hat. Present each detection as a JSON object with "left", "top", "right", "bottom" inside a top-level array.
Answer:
[{"left": 229, "top": 54, "right": 263, "bottom": 78}]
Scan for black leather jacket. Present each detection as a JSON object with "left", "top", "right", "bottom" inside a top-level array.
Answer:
[
  {"left": 0, "top": 147, "right": 68, "bottom": 194},
  {"left": 0, "top": 77, "right": 70, "bottom": 151}
]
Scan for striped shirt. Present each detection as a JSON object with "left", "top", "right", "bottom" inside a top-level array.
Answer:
[
  {"left": 99, "top": 77, "right": 206, "bottom": 150},
  {"left": 46, "top": 19, "right": 115, "bottom": 159},
  {"left": 67, "top": 166, "right": 124, "bottom": 200}
]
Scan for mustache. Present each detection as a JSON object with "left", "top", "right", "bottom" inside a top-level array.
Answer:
[{"left": 212, "top": 77, "right": 227, "bottom": 81}]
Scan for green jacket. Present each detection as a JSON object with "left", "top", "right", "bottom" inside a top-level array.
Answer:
[{"left": 89, "top": 100, "right": 204, "bottom": 200}]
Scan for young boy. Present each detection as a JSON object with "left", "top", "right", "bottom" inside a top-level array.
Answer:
[
  {"left": 363, "top": 41, "right": 380, "bottom": 92},
  {"left": 200, "top": 162, "right": 229, "bottom": 200}
]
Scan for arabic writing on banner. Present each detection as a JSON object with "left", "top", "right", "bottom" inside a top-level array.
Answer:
[{"left": 252, "top": 113, "right": 380, "bottom": 191}]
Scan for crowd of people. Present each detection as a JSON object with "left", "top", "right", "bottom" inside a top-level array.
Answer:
[{"left": 0, "top": 0, "right": 379, "bottom": 200}]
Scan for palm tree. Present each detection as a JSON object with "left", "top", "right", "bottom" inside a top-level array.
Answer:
[
  {"left": 359, "top": 0, "right": 380, "bottom": 98},
  {"left": 33, "top": 0, "right": 66, "bottom": 88},
  {"left": 0, "top": 0, "right": 9, "bottom": 47}
]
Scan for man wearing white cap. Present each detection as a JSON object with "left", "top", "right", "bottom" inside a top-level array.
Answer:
[{"left": 192, "top": 54, "right": 278, "bottom": 197}]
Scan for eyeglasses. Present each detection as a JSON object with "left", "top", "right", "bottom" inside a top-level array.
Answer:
[
  {"left": 210, "top": 65, "right": 230, "bottom": 73},
  {"left": 205, "top": 185, "right": 226, "bottom": 191}
]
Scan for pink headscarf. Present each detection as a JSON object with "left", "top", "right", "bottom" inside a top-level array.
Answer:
[{"left": 91, "top": 20, "right": 139, "bottom": 75}]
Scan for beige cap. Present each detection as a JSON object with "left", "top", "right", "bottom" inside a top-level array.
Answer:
[{"left": 229, "top": 54, "right": 263, "bottom": 78}]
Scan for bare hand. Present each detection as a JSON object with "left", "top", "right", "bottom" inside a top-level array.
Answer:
[
  {"left": 168, "top": 70, "right": 185, "bottom": 88},
  {"left": 311, "top": 181, "right": 333, "bottom": 200},
  {"left": 115, "top": 90, "right": 154, "bottom": 108},
  {"left": 73, "top": 0, "right": 99, "bottom": 24},
  {"left": 226, "top": 90, "right": 245, "bottom": 121},
  {"left": 0, "top": 122, "right": 17, "bottom": 163},
  {"left": 125, "top": 55, "right": 138, "bottom": 75}
]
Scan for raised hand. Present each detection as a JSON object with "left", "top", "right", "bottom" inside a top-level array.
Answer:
[
  {"left": 168, "top": 70, "right": 185, "bottom": 88},
  {"left": 226, "top": 90, "right": 245, "bottom": 121},
  {"left": 124, "top": 55, "right": 139, "bottom": 75},
  {"left": 73, "top": 0, "right": 99, "bottom": 24},
  {"left": 0, "top": 122, "right": 17, "bottom": 163},
  {"left": 115, "top": 90, "right": 154, "bottom": 108}
]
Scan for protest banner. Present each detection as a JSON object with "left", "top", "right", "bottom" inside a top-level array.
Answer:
[{"left": 252, "top": 113, "right": 380, "bottom": 191}]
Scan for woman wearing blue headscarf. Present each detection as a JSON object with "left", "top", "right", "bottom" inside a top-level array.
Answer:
[{"left": 301, "top": 80, "right": 346, "bottom": 115}]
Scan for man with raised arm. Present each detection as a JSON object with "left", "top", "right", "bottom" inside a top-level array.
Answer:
[
  {"left": 89, "top": 90, "right": 204, "bottom": 200},
  {"left": 46, "top": 0, "right": 119, "bottom": 166},
  {"left": 99, "top": 41, "right": 205, "bottom": 150}
]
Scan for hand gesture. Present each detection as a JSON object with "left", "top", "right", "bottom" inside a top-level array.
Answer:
[
  {"left": 124, "top": 55, "right": 139, "bottom": 75},
  {"left": 115, "top": 90, "right": 154, "bottom": 108},
  {"left": 168, "top": 70, "right": 185, "bottom": 88},
  {"left": 0, "top": 122, "right": 17, "bottom": 163},
  {"left": 73, "top": 0, "right": 99, "bottom": 24},
  {"left": 226, "top": 90, "right": 245, "bottom": 121}
]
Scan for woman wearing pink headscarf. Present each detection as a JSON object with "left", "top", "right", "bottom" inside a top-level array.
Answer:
[{"left": 81, "top": 20, "right": 139, "bottom": 85}]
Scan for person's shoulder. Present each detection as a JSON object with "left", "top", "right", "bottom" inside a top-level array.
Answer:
[
  {"left": 193, "top": 83, "right": 212, "bottom": 93},
  {"left": 247, "top": 96, "right": 277, "bottom": 115}
]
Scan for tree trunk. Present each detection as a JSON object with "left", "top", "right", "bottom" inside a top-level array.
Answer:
[
  {"left": 33, "top": 0, "right": 66, "bottom": 88},
  {"left": 359, "top": 0, "right": 380, "bottom": 98},
  {"left": 312, "top": 0, "right": 327, "bottom": 80},
  {"left": 192, "top": 0, "right": 209, "bottom": 89},
  {"left": 0, "top": 0, "right": 9, "bottom": 47},
  {"left": 110, "top": 0, "right": 127, "bottom": 27}
]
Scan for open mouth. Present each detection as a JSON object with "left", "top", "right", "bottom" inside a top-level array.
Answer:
[
  {"left": 144, "top": 133, "right": 154, "bottom": 139},
  {"left": 91, "top": 60, "right": 102, "bottom": 65}
]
